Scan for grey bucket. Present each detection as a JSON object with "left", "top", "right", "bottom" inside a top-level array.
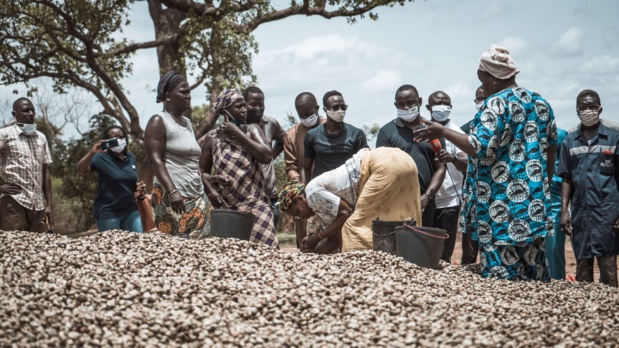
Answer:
[
  {"left": 372, "top": 219, "right": 412, "bottom": 255},
  {"left": 209, "top": 209, "right": 254, "bottom": 241},
  {"left": 395, "top": 225, "right": 448, "bottom": 269}
]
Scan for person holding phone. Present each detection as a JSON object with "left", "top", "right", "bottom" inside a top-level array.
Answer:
[
  {"left": 199, "top": 89, "right": 278, "bottom": 248},
  {"left": 76, "top": 125, "right": 143, "bottom": 232},
  {"left": 143, "top": 71, "right": 210, "bottom": 239}
]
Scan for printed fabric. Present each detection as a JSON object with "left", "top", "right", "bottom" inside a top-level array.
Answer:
[
  {"left": 460, "top": 87, "right": 558, "bottom": 248},
  {"left": 211, "top": 131, "right": 278, "bottom": 248},
  {"left": 151, "top": 183, "right": 211, "bottom": 239}
]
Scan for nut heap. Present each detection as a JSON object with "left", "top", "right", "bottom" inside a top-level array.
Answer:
[{"left": 1, "top": 230, "right": 618, "bottom": 347}]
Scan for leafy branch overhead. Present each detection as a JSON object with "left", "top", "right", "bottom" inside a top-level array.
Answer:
[{"left": 0, "top": 0, "right": 414, "bottom": 140}]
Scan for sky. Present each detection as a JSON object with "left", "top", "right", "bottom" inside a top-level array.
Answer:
[{"left": 2, "top": 0, "right": 618, "bottom": 145}]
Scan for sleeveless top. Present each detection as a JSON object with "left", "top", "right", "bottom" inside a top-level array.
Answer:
[{"left": 153, "top": 112, "right": 202, "bottom": 198}]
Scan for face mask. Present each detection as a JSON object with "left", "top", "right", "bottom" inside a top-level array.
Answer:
[
  {"left": 111, "top": 138, "right": 127, "bottom": 153},
  {"left": 431, "top": 105, "right": 452, "bottom": 122},
  {"left": 300, "top": 113, "right": 318, "bottom": 128},
  {"left": 326, "top": 110, "right": 345, "bottom": 123},
  {"left": 18, "top": 123, "right": 37, "bottom": 135},
  {"left": 475, "top": 102, "right": 483, "bottom": 111},
  {"left": 397, "top": 106, "right": 419, "bottom": 122},
  {"left": 578, "top": 109, "right": 600, "bottom": 127},
  {"left": 246, "top": 108, "right": 263, "bottom": 124}
]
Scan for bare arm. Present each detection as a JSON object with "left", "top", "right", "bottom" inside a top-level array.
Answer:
[
  {"left": 560, "top": 179, "right": 572, "bottom": 235},
  {"left": 303, "top": 156, "right": 314, "bottom": 184},
  {"left": 198, "top": 133, "right": 228, "bottom": 209},
  {"left": 421, "top": 160, "right": 446, "bottom": 210},
  {"left": 547, "top": 145, "right": 557, "bottom": 181},
  {"left": 414, "top": 119, "right": 477, "bottom": 157},
  {"left": 284, "top": 132, "right": 300, "bottom": 181},
  {"left": 76, "top": 140, "right": 104, "bottom": 175},
  {"left": 221, "top": 121, "right": 272, "bottom": 164},
  {"left": 272, "top": 121, "right": 285, "bottom": 159},
  {"left": 145, "top": 115, "right": 185, "bottom": 214},
  {"left": 302, "top": 199, "right": 353, "bottom": 251},
  {"left": 42, "top": 164, "right": 53, "bottom": 227}
]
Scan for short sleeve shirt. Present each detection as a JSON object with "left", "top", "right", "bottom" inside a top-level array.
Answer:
[
  {"left": 460, "top": 87, "right": 558, "bottom": 246},
  {"left": 375, "top": 119, "right": 438, "bottom": 193},
  {"left": 90, "top": 152, "right": 139, "bottom": 219},
  {"left": 305, "top": 150, "right": 364, "bottom": 228},
  {"left": 0, "top": 125, "right": 52, "bottom": 210},
  {"left": 304, "top": 123, "right": 368, "bottom": 178},
  {"left": 556, "top": 123, "right": 619, "bottom": 258}
]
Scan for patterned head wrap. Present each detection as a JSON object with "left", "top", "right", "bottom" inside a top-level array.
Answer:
[
  {"left": 479, "top": 44, "right": 520, "bottom": 80},
  {"left": 214, "top": 89, "right": 243, "bottom": 115},
  {"left": 278, "top": 180, "right": 305, "bottom": 212},
  {"left": 156, "top": 71, "right": 186, "bottom": 103}
]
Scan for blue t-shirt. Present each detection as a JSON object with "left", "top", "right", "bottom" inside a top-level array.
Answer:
[{"left": 90, "top": 152, "right": 139, "bottom": 219}]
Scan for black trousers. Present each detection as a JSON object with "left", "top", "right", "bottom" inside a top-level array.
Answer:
[
  {"left": 461, "top": 230, "right": 479, "bottom": 265},
  {"left": 433, "top": 206, "right": 460, "bottom": 263},
  {"left": 576, "top": 256, "right": 618, "bottom": 287}
]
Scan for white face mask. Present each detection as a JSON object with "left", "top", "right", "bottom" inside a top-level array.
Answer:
[
  {"left": 300, "top": 113, "right": 318, "bottom": 128},
  {"left": 397, "top": 106, "right": 419, "bottom": 122},
  {"left": 475, "top": 102, "right": 483, "bottom": 111},
  {"left": 111, "top": 138, "right": 127, "bottom": 153},
  {"left": 19, "top": 123, "right": 37, "bottom": 135},
  {"left": 431, "top": 105, "right": 452, "bottom": 122},
  {"left": 578, "top": 109, "right": 600, "bottom": 127},
  {"left": 326, "top": 109, "right": 345, "bottom": 123}
]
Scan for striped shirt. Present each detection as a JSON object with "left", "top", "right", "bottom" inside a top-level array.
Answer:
[{"left": 0, "top": 125, "right": 52, "bottom": 210}]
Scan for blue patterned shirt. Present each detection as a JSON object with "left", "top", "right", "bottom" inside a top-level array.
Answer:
[{"left": 459, "top": 87, "right": 558, "bottom": 246}]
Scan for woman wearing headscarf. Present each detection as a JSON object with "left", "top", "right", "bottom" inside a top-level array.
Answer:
[
  {"left": 278, "top": 147, "right": 422, "bottom": 254},
  {"left": 76, "top": 125, "right": 144, "bottom": 232},
  {"left": 198, "top": 89, "right": 278, "bottom": 248},
  {"left": 414, "top": 44, "right": 558, "bottom": 281},
  {"left": 144, "top": 71, "right": 210, "bottom": 238}
]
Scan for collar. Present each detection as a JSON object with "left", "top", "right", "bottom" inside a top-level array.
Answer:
[
  {"left": 394, "top": 117, "right": 424, "bottom": 130},
  {"left": 574, "top": 122, "right": 609, "bottom": 142},
  {"left": 13, "top": 124, "right": 38, "bottom": 137}
]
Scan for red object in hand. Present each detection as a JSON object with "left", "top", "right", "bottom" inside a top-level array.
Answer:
[{"left": 430, "top": 138, "right": 442, "bottom": 154}]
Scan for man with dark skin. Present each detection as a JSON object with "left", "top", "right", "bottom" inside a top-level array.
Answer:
[
  {"left": 376, "top": 85, "right": 446, "bottom": 227},
  {"left": 558, "top": 90, "right": 619, "bottom": 287},
  {"left": 284, "top": 92, "right": 326, "bottom": 246},
  {"left": 303, "top": 91, "right": 367, "bottom": 184},
  {"left": 426, "top": 91, "right": 468, "bottom": 263},
  {"left": 243, "top": 86, "right": 286, "bottom": 228},
  {"left": 460, "top": 86, "right": 486, "bottom": 135},
  {"left": 0, "top": 98, "right": 53, "bottom": 232}
]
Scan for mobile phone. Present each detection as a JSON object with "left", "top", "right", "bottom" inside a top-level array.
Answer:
[{"left": 100, "top": 137, "right": 119, "bottom": 151}]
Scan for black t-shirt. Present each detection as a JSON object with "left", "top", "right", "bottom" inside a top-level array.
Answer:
[
  {"left": 375, "top": 119, "right": 438, "bottom": 193},
  {"left": 304, "top": 123, "right": 368, "bottom": 178},
  {"left": 90, "top": 151, "right": 138, "bottom": 219}
]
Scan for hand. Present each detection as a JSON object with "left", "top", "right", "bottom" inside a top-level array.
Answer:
[
  {"left": 301, "top": 234, "right": 320, "bottom": 252},
  {"left": 168, "top": 191, "right": 186, "bottom": 214},
  {"left": 44, "top": 206, "right": 54, "bottom": 232},
  {"left": 420, "top": 193, "right": 429, "bottom": 212},
  {"left": 216, "top": 175, "right": 232, "bottom": 187},
  {"left": 207, "top": 192, "right": 229, "bottom": 209},
  {"left": 221, "top": 120, "right": 244, "bottom": 138},
  {"left": 437, "top": 149, "right": 455, "bottom": 164},
  {"left": 92, "top": 140, "right": 105, "bottom": 154},
  {"left": 413, "top": 118, "right": 445, "bottom": 143},
  {"left": 0, "top": 183, "right": 22, "bottom": 195},
  {"left": 560, "top": 211, "right": 572, "bottom": 235},
  {"left": 135, "top": 181, "right": 146, "bottom": 199}
]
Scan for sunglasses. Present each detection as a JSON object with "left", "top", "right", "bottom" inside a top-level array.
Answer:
[{"left": 326, "top": 104, "right": 348, "bottom": 111}]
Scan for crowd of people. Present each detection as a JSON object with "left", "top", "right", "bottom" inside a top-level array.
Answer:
[{"left": 1, "top": 45, "right": 618, "bottom": 286}]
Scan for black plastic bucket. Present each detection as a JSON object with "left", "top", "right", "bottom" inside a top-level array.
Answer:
[
  {"left": 372, "top": 219, "right": 407, "bottom": 255},
  {"left": 395, "top": 225, "right": 448, "bottom": 269},
  {"left": 209, "top": 209, "right": 254, "bottom": 241}
]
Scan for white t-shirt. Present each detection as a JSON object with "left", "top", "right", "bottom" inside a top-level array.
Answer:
[
  {"left": 305, "top": 149, "right": 366, "bottom": 228},
  {"left": 435, "top": 120, "right": 465, "bottom": 209}
]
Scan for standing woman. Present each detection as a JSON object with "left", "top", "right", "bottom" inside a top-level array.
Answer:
[
  {"left": 199, "top": 89, "right": 279, "bottom": 248},
  {"left": 144, "top": 71, "right": 209, "bottom": 238},
  {"left": 76, "top": 126, "right": 143, "bottom": 232}
]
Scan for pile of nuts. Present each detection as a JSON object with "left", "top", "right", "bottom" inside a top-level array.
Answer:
[{"left": 1, "top": 230, "right": 618, "bottom": 347}]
